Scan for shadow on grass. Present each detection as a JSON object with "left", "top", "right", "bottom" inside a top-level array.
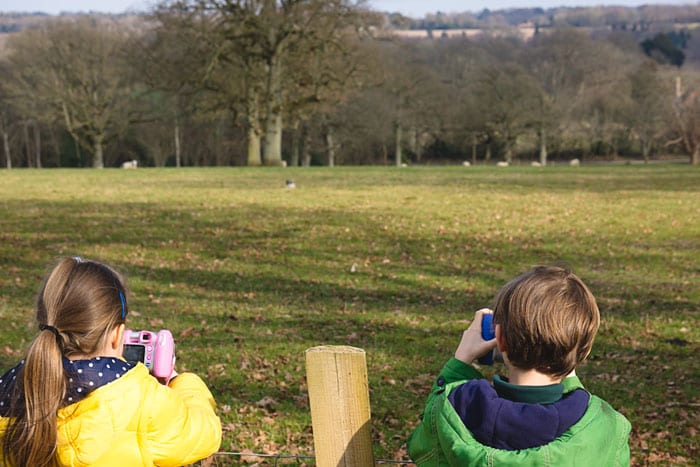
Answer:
[{"left": 1, "top": 189, "right": 698, "bottom": 461}]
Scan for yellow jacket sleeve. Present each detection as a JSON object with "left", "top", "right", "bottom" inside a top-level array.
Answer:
[{"left": 144, "top": 372, "right": 222, "bottom": 466}]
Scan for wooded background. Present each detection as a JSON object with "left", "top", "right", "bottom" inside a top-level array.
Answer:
[{"left": 2, "top": 1, "right": 700, "bottom": 168}]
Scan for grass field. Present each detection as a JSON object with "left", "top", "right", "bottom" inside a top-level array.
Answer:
[{"left": 0, "top": 165, "right": 698, "bottom": 465}]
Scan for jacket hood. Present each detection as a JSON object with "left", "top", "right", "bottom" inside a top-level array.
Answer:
[
  {"left": 447, "top": 379, "right": 589, "bottom": 450},
  {"left": 409, "top": 377, "right": 631, "bottom": 466}
]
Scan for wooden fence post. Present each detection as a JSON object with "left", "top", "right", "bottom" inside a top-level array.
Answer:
[{"left": 305, "top": 345, "right": 374, "bottom": 467}]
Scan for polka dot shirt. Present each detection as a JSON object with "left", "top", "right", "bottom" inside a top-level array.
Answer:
[{"left": 0, "top": 357, "right": 137, "bottom": 415}]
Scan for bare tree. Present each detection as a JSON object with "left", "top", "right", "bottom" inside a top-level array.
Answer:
[
  {"left": 671, "top": 73, "right": 700, "bottom": 165},
  {"left": 623, "top": 61, "right": 675, "bottom": 162},
  {"left": 525, "top": 30, "right": 598, "bottom": 165},
  {"left": 474, "top": 60, "right": 539, "bottom": 164},
  {"left": 5, "top": 18, "right": 139, "bottom": 168},
  {"left": 0, "top": 63, "right": 15, "bottom": 169},
  {"left": 156, "top": 0, "right": 375, "bottom": 166}
]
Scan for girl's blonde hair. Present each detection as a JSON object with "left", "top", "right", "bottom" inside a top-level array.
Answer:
[{"left": 2, "top": 257, "right": 128, "bottom": 467}]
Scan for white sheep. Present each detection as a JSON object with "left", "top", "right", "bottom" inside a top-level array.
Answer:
[
  {"left": 462, "top": 161, "right": 471, "bottom": 167},
  {"left": 496, "top": 161, "right": 509, "bottom": 167},
  {"left": 569, "top": 158, "right": 580, "bottom": 167},
  {"left": 121, "top": 160, "right": 138, "bottom": 169}
]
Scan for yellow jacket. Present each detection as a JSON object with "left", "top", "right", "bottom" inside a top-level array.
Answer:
[{"left": 1, "top": 363, "right": 222, "bottom": 466}]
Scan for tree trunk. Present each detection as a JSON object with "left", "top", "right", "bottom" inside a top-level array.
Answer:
[
  {"left": 382, "top": 144, "right": 388, "bottom": 166},
  {"left": 326, "top": 127, "right": 335, "bottom": 167},
  {"left": 247, "top": 126, "right": 262, "bottom": 166},
  {"left": 409, "top": 127, "right": 416, "bottom": 153},
  {"left": 2, "top": 130, "right": 11, "bottom": 169},
  {"left": 538, "top": 127, "right": 547, "bottom": 166},
  {"left": 504, "top": 139, "right": 514, "bottom": 164},
  {"left": 290, "top": 121, "right": 300, "bottom": 167},
  {"left": 73, "top": 136, "right": 82, "bottom": 167},
  {"left": 503, "top": 129, "right": 515, "bottom": 164},
  {"left": 34, "top": 123, "right": 42, "bottom": 169},
  {"left": 23, "top": 121, "right": 31, "bottom": 168},
  {"left": 174, "top": 121, "right": 181, "bottom": 168},
  {"left": 62, "top": 103, "right": 83, "bottom": 167},
  {"left": 641, "top": 138, "right": 651, "bottom": 163},
  {"left": 485, "top": 143, "right": 492, "bottom": 162},
  {"left": 301, "top": 130, "right": 312, "bottom": 167},
  {"left": 153, "top": 147, "right": 164, "bottom": 167},
  {"left": 692, "top": 145, "right": 700, "bottom": 165},
  {"left": 471, "top": 134, "right": 477, "bottom": 165},
  {"left": 48, "top": 126, "right": 61, "bottom": 168},
  {"left": 395, "top": 122, "right": 403, "bottom": 166},
  {"left": 410, "top": 126, "right": 421, "bottom": 162},
  {"left": 215, "top": 120, "right": 224, "bottom": 166},
  {"left": 263, "top": 113, "right": 283, "bottom": 166},
  {"left": 93, "top": 138, "right": 104, "bottom": 168},
  {"left": 263, "top": 52, "right": 283, "bottom": 166},
  {"left": 246, "top": 92, "right": 262, "bottom": 166}
]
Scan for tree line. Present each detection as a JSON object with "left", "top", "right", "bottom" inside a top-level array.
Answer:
[
  {"left": 1, "top": 0, "right": 700, "bottom": 168},
  {"left": 399, "top": 4, "right": 700, "bottom": 30}
]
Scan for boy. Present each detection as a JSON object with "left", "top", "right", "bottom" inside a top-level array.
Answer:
[{"left": 407, "top": 265, "right": 631, "bottom": 466}]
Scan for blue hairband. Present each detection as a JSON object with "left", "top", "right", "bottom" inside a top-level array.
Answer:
[{"left": 119, "top": 291, "right": 126, "bottom": 319}]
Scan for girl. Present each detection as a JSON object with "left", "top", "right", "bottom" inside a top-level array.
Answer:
[{"left": 0, "top": 257, "right": 221, "bottom": 466}]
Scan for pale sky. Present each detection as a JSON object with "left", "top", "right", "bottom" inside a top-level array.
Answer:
[{"left": 0, "top": 0, "right": 695, "bottom": 17}]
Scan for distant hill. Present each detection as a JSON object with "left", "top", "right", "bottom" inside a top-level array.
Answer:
[
  {"left": 382, "top": 4, "right": 700, "bottom": 30},
  {"left": 3, "top": 5, "right": 700, "bottom": 65},
  {"left": 0, "top": 11, "right": 137, "bottom": 35},
  {"left": 0, "top": 12, "right": 142, "bottom": 55},
  {"left": 4, "top": 4, "right": 700, "bottom": 34},
  {"left": 0, "top": 12, "right": 50, "bottom": 33}
]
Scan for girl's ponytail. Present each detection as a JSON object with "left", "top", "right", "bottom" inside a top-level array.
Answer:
[{"left": 3, "top": 328, "right": 65, "bottom": 466}]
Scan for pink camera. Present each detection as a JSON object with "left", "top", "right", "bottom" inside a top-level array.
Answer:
[{"left": 122, "top": 329, "right": 175, "bottom": 380}]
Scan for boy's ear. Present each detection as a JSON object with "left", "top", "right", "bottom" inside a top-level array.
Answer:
[{"left": 495, "top": 324, "right": 507, "bottom": 353}]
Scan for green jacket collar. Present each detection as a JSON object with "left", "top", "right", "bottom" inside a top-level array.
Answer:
[{"left": 493, "top": 375, "right": 564, "bottom": 404}]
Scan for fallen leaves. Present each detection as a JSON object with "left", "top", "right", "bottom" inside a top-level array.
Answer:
[
  {"left": 256, "top": 396, "right": 277, "bottom": 410},
  {"left": 2, "top": 167, "right": 699, "bottom": 464}
]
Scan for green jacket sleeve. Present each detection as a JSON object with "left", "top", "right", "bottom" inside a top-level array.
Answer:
[
  {"left": 421, "top": 358, "right": 484, "bottom": 418},
  {"left": 423, "top": 357, "right": 484, "bottom": 409},
  {"left": 434, "top": 358, "right": 484, "bottom": 388},
  {"left": 407, "top": 358, "right": 484, "bottom": 465}
]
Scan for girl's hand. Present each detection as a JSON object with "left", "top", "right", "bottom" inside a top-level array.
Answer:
[{"left": 158, "top": 369, "right": 178, "bottom": 386}]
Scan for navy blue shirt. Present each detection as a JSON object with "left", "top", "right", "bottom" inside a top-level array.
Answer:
[
  {"left": 0, "top": 357, "right": 136, "bottom": 416},
  {"left": 448, "top": 375, "right": 590, "bottom": 450}
]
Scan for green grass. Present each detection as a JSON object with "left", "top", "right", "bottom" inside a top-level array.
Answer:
[{"left": 1, "top": 165, "right": 698, "bottom": 465}]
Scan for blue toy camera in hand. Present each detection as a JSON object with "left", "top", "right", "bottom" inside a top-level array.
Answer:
[{"left": 478, "top": 313, "right": 496, "bottom": 365}]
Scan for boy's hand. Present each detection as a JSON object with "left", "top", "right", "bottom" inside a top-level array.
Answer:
[{"left": 454, "top": 308, "right": 498, "bottom": 364}]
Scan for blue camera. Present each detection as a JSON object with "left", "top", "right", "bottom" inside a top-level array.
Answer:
[{"left": 478, "top": 313, "right": 496, "bottom": 365}]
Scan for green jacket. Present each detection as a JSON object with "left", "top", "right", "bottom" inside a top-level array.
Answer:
[{"left": 407, "top": 359, "right": 631, "bottom": 466}]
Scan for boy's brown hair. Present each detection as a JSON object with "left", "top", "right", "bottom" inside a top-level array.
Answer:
[{"left": 492, "top": 265, "right": 600, "bottom": 379}]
